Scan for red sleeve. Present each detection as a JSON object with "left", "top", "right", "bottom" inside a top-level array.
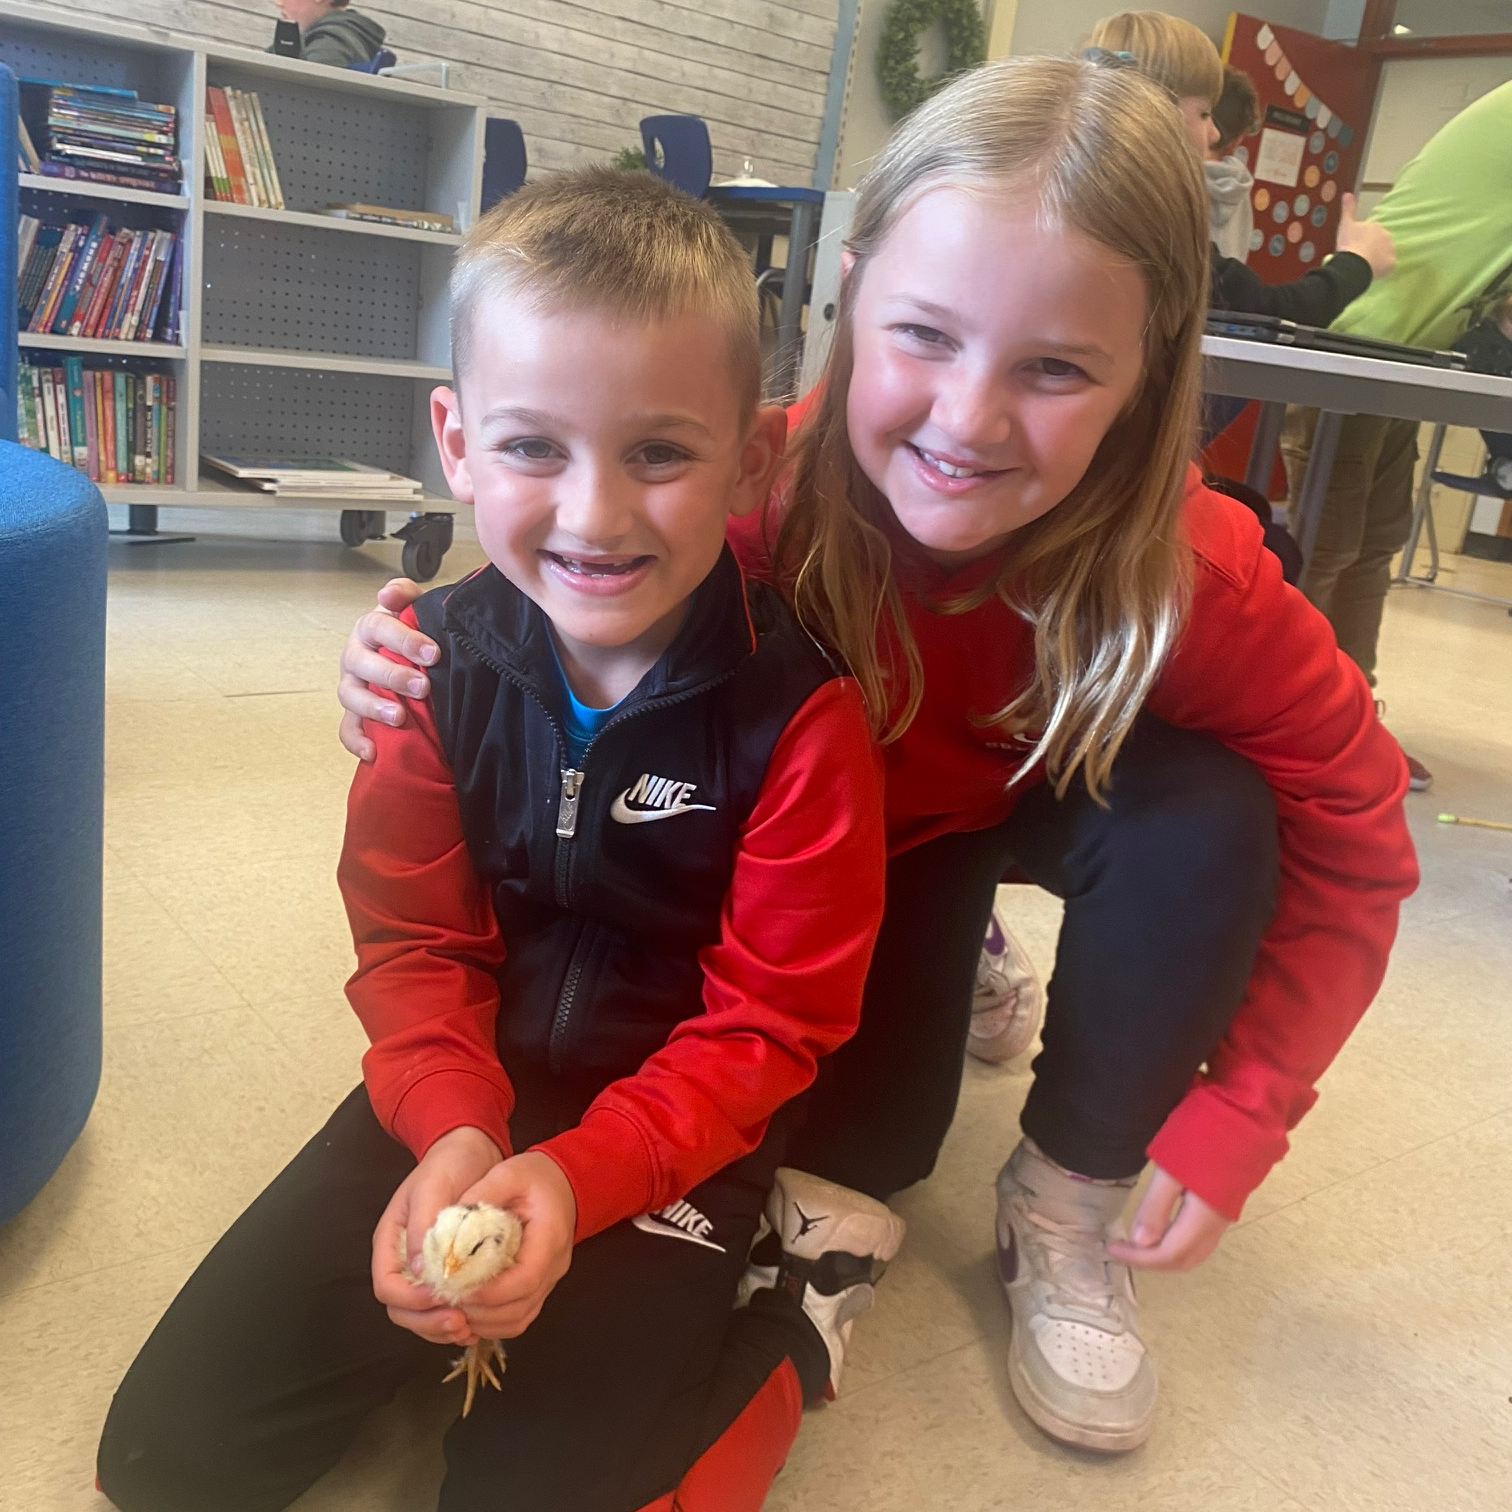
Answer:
[
  {"left": 337, "top": 609, "right": 515, "bottom": 1162},
  {"left": 1144, "top": 484, "right": 1418, "bottom": 1218},
  {"left": 535, "top": 677, "right": 887, "bottom": 1242}
]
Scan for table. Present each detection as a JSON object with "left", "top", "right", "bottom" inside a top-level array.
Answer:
[
  {"left": 707, "top": 185, "right": 827, "bottom": 398},
  {"left": 1201, "top": 335, "right": 1512, "bottom": 576}
]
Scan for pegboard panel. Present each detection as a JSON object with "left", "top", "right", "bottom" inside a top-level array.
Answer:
[
  {"left": 201, "top": 220, "right": 421, "bottom": 360},
  {"left": 200, "top": 364, "right": 418, "bottom": 477},
  {"left": 207, "top": 71, "right": 433, "bottom": 215},
  {"left": 0, "top": 21, "right": 186, "bottom": 109},
  {"left": 0, "top": 24, "right": 129, "bottom": 89}
]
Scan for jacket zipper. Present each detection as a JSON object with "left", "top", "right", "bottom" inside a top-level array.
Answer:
[{"left": 453, "top": 628, "right": 740, "bottom": 1070}]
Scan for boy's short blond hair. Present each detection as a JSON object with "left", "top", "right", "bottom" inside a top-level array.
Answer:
[
  {"left": 449, "top": 168, "right": 761, "bottom": 416},
  {"left": 1087, "top": 11, "right": 1223, "bottom": 106}
]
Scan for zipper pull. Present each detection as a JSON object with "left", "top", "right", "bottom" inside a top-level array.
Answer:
[{"left": 556, "top": 768, "right": 584, "bottom": 839}]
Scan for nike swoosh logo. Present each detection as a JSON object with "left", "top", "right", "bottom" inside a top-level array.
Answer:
[
  {"left": 631, "top": 1214, "right": 728, "bottom": 1252},
  {"left": 610, "top": 793, "right": 717, "bottom": 825}
]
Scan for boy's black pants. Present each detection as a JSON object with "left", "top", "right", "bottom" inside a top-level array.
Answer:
[
  {"left": 97, "top": 1086, "right": 824, "bottom": 1512},
  {"left": 790, "top": 717, "right": 1280, "bottom": 1198}
]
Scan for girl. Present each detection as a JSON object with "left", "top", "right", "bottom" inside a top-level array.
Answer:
[{"left": 336, "top": 56, "right": 1415, "bottom": 1456}]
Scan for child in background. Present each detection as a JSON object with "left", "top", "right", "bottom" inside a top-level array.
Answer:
[
  {"left": 272, "top": 0, "right": 385, "bottom": 68},
  {"left": 338, "top": 56, "right": 1415, "bottom": 1456},
  {"left": 98, "top": 171, "right": 891, "bottom": 1512},
  {"left": 1088, "top": 10, "right": 1395, "bottom": 324},
  {"left": 1207, "top": 63, "right": 1262, "bottom": 261}
]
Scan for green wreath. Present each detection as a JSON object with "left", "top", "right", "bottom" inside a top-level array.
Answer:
[{"left": 876, "top": 0, "right": 987, "bottom": 121}]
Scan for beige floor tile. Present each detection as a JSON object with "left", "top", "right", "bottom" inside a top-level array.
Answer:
[
  {"left": 252, "top": 992, "right": 372, "bottom": 1112},
  {"left": 767, "top": 1337, "right": 1302, "bottom": 1512},
  {"left": 130, "top": 857, "right": 356, "bottom": 1009},
  {"left": 1165, "top": 1113, "right": 1512, "bottom": 1512},
  {"left": 103, "top": 850, "right": 249, "bottom": 1028},
  {"left": 106, "top": 766, "right": 350, "bottom": 883},
  {"left": 0, "top": 1009, "right": 332, "bottom": 1299},
  {"left": 0, "top": 1243, "right": 210, "bottom": 1512}
]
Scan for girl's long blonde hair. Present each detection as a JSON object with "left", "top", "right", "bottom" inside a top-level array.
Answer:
[{"left": 774, "top": 55, "right": 1211, "bottom": 801}]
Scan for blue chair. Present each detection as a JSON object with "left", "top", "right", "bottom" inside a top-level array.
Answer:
[
  {"left": 0, "top": 442, "right": 108, "bottom": 1224},
  {"left": 347, "top": 47, "right": 397, "bottom": 73},
  {"left": 640, "top": 115, "right": 712, "bottom": 199},
  {"left": 482, "top": 118, "right": 528, "bottom": 213}
]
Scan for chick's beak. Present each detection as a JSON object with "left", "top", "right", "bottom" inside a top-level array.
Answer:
[{"left": 443, "top": 1252, "right": 463, "bottom": 1278}]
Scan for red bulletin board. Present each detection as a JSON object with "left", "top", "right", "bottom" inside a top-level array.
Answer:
[{"left": 1221, "top": 14, "right": 1380, "bottom": 281}]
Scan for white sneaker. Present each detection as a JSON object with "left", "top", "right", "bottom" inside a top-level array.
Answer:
[
  {"left": 737, "top": 1168, "right": 906, "bottom": 1399},
  {"left": 968, "top": 907, "right": 1045, "bottom": 1065},
  {"left": 995, "top": 1139, "right": 1156, "bottom": 1452}
]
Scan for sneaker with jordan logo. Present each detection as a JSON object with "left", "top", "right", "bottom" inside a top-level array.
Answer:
[
  {"left": 737, "top": 1168, "right": 906, "bottom": 1400},
  {"left": 967, "top": 907, "right": 1046, "bottom": 1065},
  {"left": 995, "top": 1138, "right": 1156, "bottom": 1452}
]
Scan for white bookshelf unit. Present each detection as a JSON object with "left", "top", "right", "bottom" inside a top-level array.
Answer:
[{"left": 3, "top": 3, "right": 484, "bottom": 579}]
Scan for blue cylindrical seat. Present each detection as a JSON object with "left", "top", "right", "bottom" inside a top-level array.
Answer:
[{"left": 0, "top": 441, "right": 107, "bottom": 1223}]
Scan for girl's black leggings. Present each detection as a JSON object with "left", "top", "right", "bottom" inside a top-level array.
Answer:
[{"left": 789, "top": 716, "right": 1281, "bottom": 1196}]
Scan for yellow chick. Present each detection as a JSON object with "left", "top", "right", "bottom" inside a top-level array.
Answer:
[{"left": 403, "top": 1202, "right": 524, "bottom": 1416}]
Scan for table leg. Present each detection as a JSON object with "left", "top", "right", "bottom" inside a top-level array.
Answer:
[
  {"left": 773, "top": 198, "right": 822, "bottom": 399},
  {"left": 1244, "top": 400, "right": 1286, "bottom": 495},
  {"left": 1394, "top": 421, "right": 1447, "bottom": 584},
  {"left": 1294, "top": 410, "right": 1345, "bottom": 571}
]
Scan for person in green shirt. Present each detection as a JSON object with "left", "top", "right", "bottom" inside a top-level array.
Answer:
[{"left": 1281, "top": 80, "right": 1512, "bottom": 791}]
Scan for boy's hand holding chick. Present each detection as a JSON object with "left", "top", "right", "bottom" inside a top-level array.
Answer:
[
  {"left": 372, "top": 1135, "right": 576, "bottom": 1346},
  {"left": 449, "top": 1152, "right": 576, "bottom": 1343}
]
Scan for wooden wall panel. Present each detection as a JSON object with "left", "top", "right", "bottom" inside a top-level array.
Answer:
[{"left": 22, "top": 0, "right": 839, "bottom": 183}]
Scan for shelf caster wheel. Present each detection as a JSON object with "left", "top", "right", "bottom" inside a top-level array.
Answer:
[
  {"left": 340, "top": 509, "right": 387, "bottom": 547},
  {"left": 395, "top": 512, "right": 454, "bottom": 583}
]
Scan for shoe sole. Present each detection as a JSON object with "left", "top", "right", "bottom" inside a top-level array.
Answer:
[
  {"left": 999, "top": 1274, "right": 1154, "bottom": 1454},
  {"left": 1005, "top": 1345, "right": 1154, "bottom": 1453}
]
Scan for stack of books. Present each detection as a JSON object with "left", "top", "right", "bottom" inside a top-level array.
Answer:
[
  {"left": 22, "top": 83, "right": 181, "bottom": 195},
  {"left": 17, "top": 355, "right": 177, "bottom": 485},
  {"left": 203, "top": 87, "right": 285, "bottom": 209},
  {"left": 16, "top": 212, "right": 182, "bottom": 344},
  {"left": 203, "top": 455, "right": 424, "bottom": 498}
]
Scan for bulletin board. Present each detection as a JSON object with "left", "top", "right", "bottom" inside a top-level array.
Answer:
[{"left": 1221, "top": 14, "right": 1379, "bottom": 281}]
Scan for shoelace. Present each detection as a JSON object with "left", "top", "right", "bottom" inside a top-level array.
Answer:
[{"left": 1015, "top": 1201, "right": 1124, "bottom": 1327}]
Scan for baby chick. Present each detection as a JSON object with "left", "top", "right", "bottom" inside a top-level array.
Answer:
[{"left": 404, "top": 1202, "right": 524, "bottom": 1416}]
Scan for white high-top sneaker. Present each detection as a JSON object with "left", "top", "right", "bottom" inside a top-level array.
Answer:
[
  {"left": 995, "top": 1138, "right": 1156, "bottom": 1451},
  {"left": 737, "top": 1168, "right": 906, "bottom": 1399},
  {"left": 968, "top": 907, "right": 1045, "bottom": 1065}
]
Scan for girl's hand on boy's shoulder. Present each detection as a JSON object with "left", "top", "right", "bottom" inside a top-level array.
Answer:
[
  {"left": 337, "top": 576, "right": 439, "bottom": 761},
  {"left": 452, "top": 1151, "right": 577, "bottom": 1341},
  {"left": 1107, "top": 1166, "right": 1231, "bottom": 1273},
  {"left": 371, "top": 1125, "right": 504, "bottom": 1346}
]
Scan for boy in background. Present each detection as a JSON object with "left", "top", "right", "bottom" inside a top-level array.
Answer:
[
  {"left": 1206, "top": 63, "right": 1262, "bottom": 261},
  {"left": 273, "top": 0, "right": 385, "bottom": 68}
]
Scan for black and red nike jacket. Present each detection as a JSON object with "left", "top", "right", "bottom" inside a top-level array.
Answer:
[{"left": 338, "top": 546, "right": 887, "bottom": 1242}]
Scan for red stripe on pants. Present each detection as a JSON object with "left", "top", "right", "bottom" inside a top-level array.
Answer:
[{"left": 632, "top": 1358, "right": 803, "bottom": 1512}]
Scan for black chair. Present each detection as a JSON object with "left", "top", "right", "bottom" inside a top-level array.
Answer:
[
  {"left": 640, "top": 115, "right": 712, "bottom": 199},
  {"left": 482, "top": 118, "right": 528, "bottom": 213}
]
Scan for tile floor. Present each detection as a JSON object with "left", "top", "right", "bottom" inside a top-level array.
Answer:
[{"left": 3, "top": 518, "right": 1510, "bottom": 1512}]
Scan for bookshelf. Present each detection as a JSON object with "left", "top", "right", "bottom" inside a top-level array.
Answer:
[{"left": 3, "top": 3, "right": 484, "bottom": 579}]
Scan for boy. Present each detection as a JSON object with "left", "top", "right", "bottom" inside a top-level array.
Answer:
[{"left": 97, "top": 171, "right": 896, "bottom": 1512}]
